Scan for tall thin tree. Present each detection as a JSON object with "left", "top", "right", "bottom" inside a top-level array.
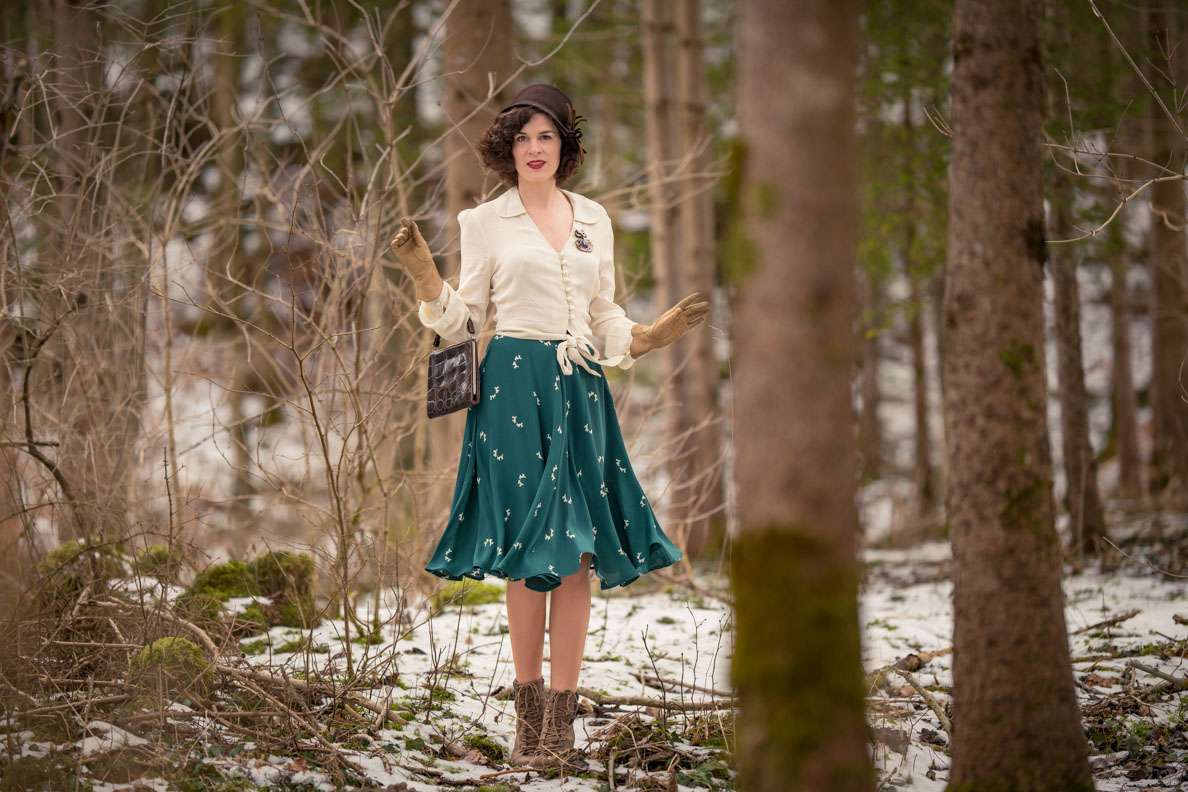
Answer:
[
  {"left": 733, "top": 1, "right": 872, "bottom": 789},
  {"left": 944, "top": 0, "right": 1092, "bottom": 787},
  {"left": 673, "top": 0, "right": 724, "bottom": 558},
  {"left": 1048, "top": 161, "right": 1108, "bottom": 555},
  {"left": 1144, "top": 5, "right": 1188, "bottom": 498},
  {"left": 425, "top": 0, "right": 514, "bottom": 520}
]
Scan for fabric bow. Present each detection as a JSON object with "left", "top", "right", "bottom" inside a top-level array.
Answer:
[{"left": 556, "top": 336, "right": 601, "bottom": 377}]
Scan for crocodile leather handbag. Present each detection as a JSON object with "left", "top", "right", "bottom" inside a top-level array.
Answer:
[{"left": 426, "top": 317, "right": 479, "bottom": 419}]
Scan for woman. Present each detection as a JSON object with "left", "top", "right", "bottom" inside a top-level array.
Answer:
[{"left": 390, "top": 84, "right": 709, "bottom": 769}]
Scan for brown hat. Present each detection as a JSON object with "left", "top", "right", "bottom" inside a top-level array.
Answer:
[{"left": 501, "top": 84, "right": 585, "bottom": 149}]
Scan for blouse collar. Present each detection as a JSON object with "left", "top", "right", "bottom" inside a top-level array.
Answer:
[{"left": 495, "top": 186, "right": 600, "bottom": 224}]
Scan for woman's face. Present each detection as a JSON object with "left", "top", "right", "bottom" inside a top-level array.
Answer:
[{"left": 512, "top": 112, "right": 562, "bottom": 186}]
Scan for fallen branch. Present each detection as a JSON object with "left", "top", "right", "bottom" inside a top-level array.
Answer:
[
  {"left": 1127, "top": 660, "right": 1188, "bottom": 691},
  {"left": 1072, "top": 609, "right": 1140, "bottom": 635},
  {"left": 215, "top": 664, "right": 391, "bottom": 724},
  {"left": 576, "top": 686, "right": 734, "bottom": 712},
  {"left": 864, "top": 648, "right": 951, "bottom": 691},
  {"left": 889, "top": 668, "right": 951, "bottom": 738},
  {"left": 628, "top": 670, "right": 734, "bottom": 699}
]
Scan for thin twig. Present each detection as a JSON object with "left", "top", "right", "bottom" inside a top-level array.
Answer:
[
  {"left": 1071, "top": 609, "right": 1141, "bottom": 635},
  {"left": 889, "top": 668, "right": 951, "bottom": 738}
]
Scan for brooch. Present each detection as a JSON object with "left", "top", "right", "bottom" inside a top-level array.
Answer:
[{"left": 574, "top": 229, "right": 593, "bottom": 253}]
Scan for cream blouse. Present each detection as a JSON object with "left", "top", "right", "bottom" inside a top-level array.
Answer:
[{"left": 418, "top": 187, "right": 638, "bottom": 377}]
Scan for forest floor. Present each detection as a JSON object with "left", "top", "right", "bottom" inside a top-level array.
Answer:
[
  {"left": 864, "top": 510, "right": 1188, "bottom": 791},
  {"left": 4, "top": 512, "right": 1186, "bottom": 791}
]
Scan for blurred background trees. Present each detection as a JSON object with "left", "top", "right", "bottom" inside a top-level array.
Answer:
[
  {"left": 1, "top": 0, "right": 1187, "bottom": 781},
  {"left": 0, "top": 0, "right": 739, "bottom": 605}
]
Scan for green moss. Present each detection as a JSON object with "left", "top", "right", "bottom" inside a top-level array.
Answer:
[
  {"left": 275, "top": 635, "right": 312, "bottom": 653},
  {"left": 0, "top": 752, "right": 90, "bottom": 792},
  {"left": 249, "top": 551, "right": 316, "bottom": 628},
  {"left": 352, "top": 629, "right": 385, "bottom": 645},
  {"left": 997, "top": 338, "right": 1036, "bottom": 379},
  {"left": 240, "top": 638, "right": 269, "bottom": 656},
  {"left": 757, "top": 180, "right": 781, "bottom": 218},
  {"left": 463, "top": 732, "right": 506, "bottom": 762},
  {"left": 730, "top": 528, "right": 873, "bottom": 790},
  {"left": 130, "top": 636, "right": 210, "bottom": 696},
  {"left": 135, "top": 544, "right": 186, "bottom": 582},
  {"left": 176, "top": 560, "right": 258, "bottom": 629},
  {"left": 720, "top": 139, "right": 761, "bottom": 288},
  {"left": 188, "top": 560, "right": 259, "bottom": 600},
  {"left": 233, "top": 602, "right": 268, "bottom": 635},
  {"left": 179, "top": 553, "right": 319, "bottom": 633},
  {"left": 36, "top": 540, "right": 124, "bottom": 609},
  {"left": 430, "top": 580, "right": 505, "bottom": 610},
  {"left": 999, "top": 470, "right": 1052, "bottom": 542}
]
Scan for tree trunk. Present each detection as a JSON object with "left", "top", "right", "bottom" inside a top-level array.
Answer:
[
  {"left": 944, "top": 0, "right": 1092, "bottom": 787},
  {"left": 0, "top": 14, "right": 29, "bottom": 587},
  {"left": 858, "top": 269, "right": 882, "bottom": 482},
  {"left": 208, "top": 1, "right": 255, "bottom": 536},
  {"left": 903, "top": 94, "right": 935, "bottom": 516},
  {"left": 1049, "top": 169, "right": 1108, "bottom": 556},
  {"left": 1145, "top": 6, "right": 1188, "bottom": 499},
  {"left": 48, "top": 0, "right": 144, "bottom": 543},
  {"left": 430, "top": 0, "right": 513, "bottom": 532},
  {"left": 1107, "top": 219, "right": 1142, "bottom": 498},
  {"left": 673, "top": 0, "right": 724, "bottom": 558},
  {"left": 642, "top": 0, "right": 693, "bottom": 554},
  {"left": 733, "top": 1, "right": 872, "bottom": 790}
]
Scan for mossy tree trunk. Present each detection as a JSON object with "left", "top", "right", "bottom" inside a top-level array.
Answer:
[
  {"left": 733, "top": 1, "right": 872, "bottom": 790},
  {"left": 943, "top": 0, "right": 1092, "bottom": 787}
]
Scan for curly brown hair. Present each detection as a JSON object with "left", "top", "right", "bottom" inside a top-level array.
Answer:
[{"left": 476, "top": 106, "right": 584, "bottom": 188}]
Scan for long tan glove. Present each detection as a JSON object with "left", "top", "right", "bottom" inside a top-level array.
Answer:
[
  {"left": 389, "top": 218, "right": 444, "bottom": 303},
  {"left": 629, "top": 292, "right": 711, "bottom": 359}
]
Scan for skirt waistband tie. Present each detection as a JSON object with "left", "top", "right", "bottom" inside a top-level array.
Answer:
[{"left": 556, "top": 335, "right": 601, "bottom": 377}]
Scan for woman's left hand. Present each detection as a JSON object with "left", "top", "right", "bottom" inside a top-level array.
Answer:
[{"left": 629, "top": 292, "right": 711, "bottom": 358}]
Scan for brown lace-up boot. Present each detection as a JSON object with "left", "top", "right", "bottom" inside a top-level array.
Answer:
[
  {"left": 509, "top": 676, "right": 545, "bottom": 766},
  {"left": 528, "top": 687, "right": 580, "bottom": 769}
]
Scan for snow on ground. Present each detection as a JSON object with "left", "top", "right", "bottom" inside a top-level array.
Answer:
[
  {"left": 212, "top": 581, "right": 736, "bottom": 791},
  {"left": 10, "top": 540, "right": 1184, "bottom": 790},
  {"left": 863, "top": 541, "right": 1188, "bottom": 791},
  {"left": 168, "top": 542, "right": 1178, "bottom": 790}
]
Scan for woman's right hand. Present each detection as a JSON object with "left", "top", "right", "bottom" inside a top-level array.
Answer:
[{"left": 390, "top": 218, "right": 444, "bottom": 302}]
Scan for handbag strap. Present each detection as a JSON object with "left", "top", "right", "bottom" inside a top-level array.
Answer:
[{"left": 432, "top": 317, "right": 476, "bottom": 349}]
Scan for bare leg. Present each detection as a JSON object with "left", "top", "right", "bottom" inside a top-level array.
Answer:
[
  {"left": 547, "top": 553, "right": 593, "bottom": 690},
  {"left": 506, "top": 578, "right": 547, "bottom": 683}
]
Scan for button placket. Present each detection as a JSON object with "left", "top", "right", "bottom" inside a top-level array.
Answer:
[{"left": 560, "top": 252, "right": 576, "bottom": 323}]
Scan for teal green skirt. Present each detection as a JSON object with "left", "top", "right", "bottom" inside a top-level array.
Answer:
[{"left": 424, "top": 334, "right": 683, "bottom": 592}]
